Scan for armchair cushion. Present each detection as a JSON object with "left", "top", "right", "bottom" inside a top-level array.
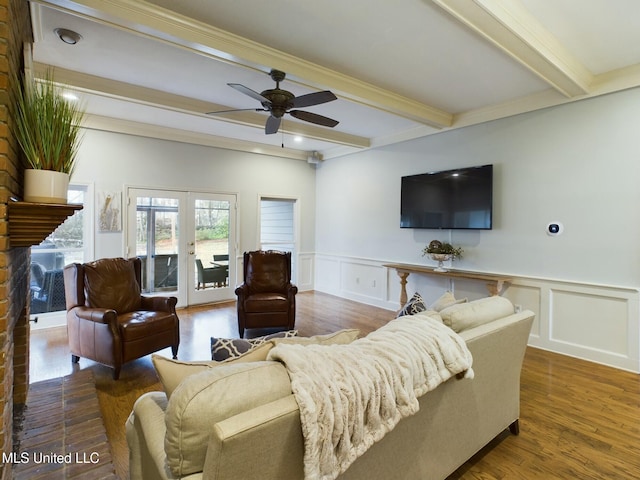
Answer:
[
  {"left": 243, "top": 293, "right": 290, "bottom": 312},
  {"left": 119, "top": 311, "right": 179, "bottom": 341},
  {"left": 83, "top": 258, "right": 141, "bottom": 313},
  {"left": 244, "top": 252, "right": 289, "bottom": 293}
]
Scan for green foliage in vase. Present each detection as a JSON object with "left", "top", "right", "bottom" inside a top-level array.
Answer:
[
  {"left": 422, "top": 240, "right": 464, "bottom": 259},
  {"left": 13, "top": 70, "right": 85, "bottom": 174}
]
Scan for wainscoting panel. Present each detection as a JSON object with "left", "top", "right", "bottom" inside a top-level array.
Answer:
[
  {"left": 316, "top": 255, "right": 396, "bottom": 309},
  {"left": 340, "top": 259, "right": 388, "bottom": 305},
  {"left": 314, "top": 253, "right": 640, "bottom": 372},
  {"left": 503, "top": 283, "right": 542, "bottom": 340},
  {"left": 315, "top": 255, "right": 341, "bottom": 296},
  {"left": 545, "top": 286, "right": 638, "bottom": 371},
  {"left": 297, "top": 253, "right": 314, "bottom": 292}
]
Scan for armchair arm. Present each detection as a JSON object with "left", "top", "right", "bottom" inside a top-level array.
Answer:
[
  {"left": 69, "top": 306, "right": 118, "bottom": 325},
  {"left": 140, "top": 295, "right": 177, "bottom": 313},
  {"left": 287, "top": 284, "right": 298, "bottom": 299},
  {"left": 235, "top": 284, "right": 249, "bottom": 300}
]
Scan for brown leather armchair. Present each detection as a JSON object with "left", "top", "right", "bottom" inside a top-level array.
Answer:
[
  {"left": 235, "top": 250, "right": 298, "bottom": 338},
  {"left": 63, "top": 257, "right": 180, "bottom": 379}
]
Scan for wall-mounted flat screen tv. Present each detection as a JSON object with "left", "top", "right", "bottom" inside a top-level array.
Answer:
[{"left": 400, "top": 164, "right": 493, "bottom": 229}]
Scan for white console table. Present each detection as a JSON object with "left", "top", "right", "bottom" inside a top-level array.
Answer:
[{"left": 383, "top": 263, "right": 513, "bottom": 307}]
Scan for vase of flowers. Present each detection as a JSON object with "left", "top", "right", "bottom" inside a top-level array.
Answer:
[{"left": 422, "top": 240, "right": 463, "bottom": 272}]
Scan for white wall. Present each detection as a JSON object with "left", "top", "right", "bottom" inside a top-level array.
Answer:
[
  {"left": 315, "top": 87, "right": 640, "bottom": 372},
  {"left": 71, "top": 130, "right": 317, "bottom": 288},
  {"left": 66, "top": 90, "right": 640, "bottom": 371}
]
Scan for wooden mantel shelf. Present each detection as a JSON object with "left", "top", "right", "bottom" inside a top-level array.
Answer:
[
  {"left": 383, "top": 262, "right": 513, "bottom": 307},
  {"left": 8, "top": 201, "right": 83, "bottom": 248}
]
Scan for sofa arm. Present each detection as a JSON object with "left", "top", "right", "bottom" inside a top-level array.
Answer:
[
  {"left": 204, "top": 395, "right": 304, "bottom": 480},
  {"left": 141, "top": 295, "right": 177, "bottom": 313},
  {"left": 127, "top": 392, "right": 174, "bottom": 480},
  {"left": 68, "top": 306, "right": 117, "bottom": 325}
]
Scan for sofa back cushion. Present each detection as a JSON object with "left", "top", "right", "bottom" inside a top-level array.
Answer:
[
  {"left": 83, "top": 258, "right": 141, "bottom": 313},
  {"left": 164, "top": 361, "right": 292, "bottom": 478},
  {"left": 439, "top": 296, "right": 515, "bottom": 332}
]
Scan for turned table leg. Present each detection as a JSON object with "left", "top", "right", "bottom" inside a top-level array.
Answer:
[
  {"left": 397, "top": 271, "right": 410, "bottom": 307},
  {"left": 486, "top": 279, "right": 506, "bottom": 296}
]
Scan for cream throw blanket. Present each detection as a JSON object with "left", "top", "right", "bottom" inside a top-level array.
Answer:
[{"left": 267, "top": 314, "right": 474, "bottom": 480}]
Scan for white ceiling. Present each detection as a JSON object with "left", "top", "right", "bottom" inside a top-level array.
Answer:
[{"left": 28, "top": 0, "right": 640, "bottom": 161}]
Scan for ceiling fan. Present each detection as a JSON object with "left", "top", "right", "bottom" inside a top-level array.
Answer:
[{"left": 209, "top": 69, "right": 339, "bottom": 135}]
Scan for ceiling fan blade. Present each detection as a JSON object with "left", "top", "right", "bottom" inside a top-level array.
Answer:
[
  {"left": 265, "top": 115, "right": 281, "bottom": 134},
  {"left": 206, "top": 108, "right": 266, "bottom": 115},
  {"left": 228, "top": 83, "right": 271, "bottom": 104},
  {"left": 289, "top": 110, "right": 339, "bottom": 128},
  {"left": 292, "top": 90, "right": 337, "bottom": 108}
]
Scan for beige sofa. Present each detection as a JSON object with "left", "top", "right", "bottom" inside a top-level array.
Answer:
[{"left": 127, "top": 296, "right": 534, "bottom": 480}]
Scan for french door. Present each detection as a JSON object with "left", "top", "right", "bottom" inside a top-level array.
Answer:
[
  {"left": 187, "top": 192, "right": 236, "bottom": 305},
  {"left": 126, "top": 188, "right": 236, "bottom": 306}
]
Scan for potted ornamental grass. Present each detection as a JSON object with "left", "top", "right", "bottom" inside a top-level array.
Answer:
[{"left": 13, "top": 70, "right": 85, "bottom": 204}]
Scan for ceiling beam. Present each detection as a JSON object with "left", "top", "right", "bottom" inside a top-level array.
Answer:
[
  {"left": 432, "top": 0, "right": 593, "bottom": 97},
  {"left": 83, "top": 114, "right": 312, "bottom": 161},
  {"left": 32, "top": 0, "right": 453, "bottom": 128}
]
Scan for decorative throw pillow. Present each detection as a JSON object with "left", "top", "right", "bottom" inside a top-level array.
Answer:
[
  {"left": 397, "top": 292, "right": 427, "bottom": 317},
  {"left": 153, "top": 342, "right": 276, "bottom": 398},
  {"left": 440, "top": 296, "right": 515, "bottom": 333},
  {"left": 211, "top": 330, "right": 298, "bottom": 361},
  {"left": 430, "top": 290, "right": 467, "bottom": 312}
]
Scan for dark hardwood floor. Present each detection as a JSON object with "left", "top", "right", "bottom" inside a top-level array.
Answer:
[{"left": 29, "top": 291, "right": 640, "bottom": 480}]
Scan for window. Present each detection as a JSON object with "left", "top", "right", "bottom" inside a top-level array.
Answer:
[
  {"left": 30, "top": 186, "right": 88, "bottom": 314},
  {"left": 260, "top": 197, "right": 296, "bottom": 282}
]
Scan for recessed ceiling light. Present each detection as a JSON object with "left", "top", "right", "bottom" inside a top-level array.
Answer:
[
  {"left": 62, "top": 92, "right": 79, "bottom": 101},
  {"left": 293, "top": 136, "right": 303, "bottom": 143},
  {"left": 54, "top": 28, "right": 82, "bottom": 45}
]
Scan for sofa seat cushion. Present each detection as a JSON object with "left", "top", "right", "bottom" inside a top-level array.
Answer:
[
  {"left": 440, "top": 296, "right": 515, "bottom": 332},
  {"left": 244, "top": 293, "right": 289, "bottom": 312},
  {"left": 164, "top": 361, "right": 292, "bottom": 478},
  {"left": 118, "top": 311, "right": 176, "bottom": 341}
]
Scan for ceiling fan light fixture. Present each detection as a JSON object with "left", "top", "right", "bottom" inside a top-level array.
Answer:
[{"left": 54, "top": 28, "right": 82, "bottom": 45}]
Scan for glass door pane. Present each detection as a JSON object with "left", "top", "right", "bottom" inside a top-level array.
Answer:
[
  {"left": 129, "top": 191, "right": 183, "bottom": 300},
  {"left": 188, "top": 193, "right": 236, "bottom": 305}
]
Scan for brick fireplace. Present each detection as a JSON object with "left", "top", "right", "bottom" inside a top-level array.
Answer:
[{"left": 0, "top": 1, "right": 34, "bottom": 479}]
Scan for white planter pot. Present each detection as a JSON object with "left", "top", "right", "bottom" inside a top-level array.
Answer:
[{"left": 24, "top": 169, "right": 69, "bottom": 204}]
